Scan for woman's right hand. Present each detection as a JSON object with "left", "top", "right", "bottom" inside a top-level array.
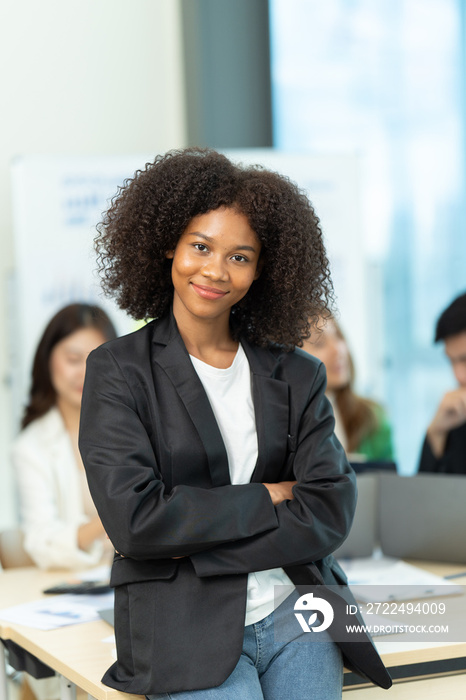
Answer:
[{"left": 262, "top": 481, "right": 297, "bottom": 506}]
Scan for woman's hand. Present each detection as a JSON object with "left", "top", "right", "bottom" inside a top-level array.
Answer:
[
  {"left": 262, "top": 481, "right": 297, "bottom": 506},
  {"left": 77, "top": 515, "right": 107, "bottom": 551}
]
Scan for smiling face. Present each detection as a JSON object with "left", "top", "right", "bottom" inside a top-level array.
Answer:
[
  {"left": 49, "top": 327, "right": 108, "bottom": 412},
  {"left": 166, "top": 207, "right": 262, "bottom": 329}
]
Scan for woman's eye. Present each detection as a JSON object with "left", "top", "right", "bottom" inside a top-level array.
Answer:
[
  {"left": 194, "top": 243, "right": 208, "bottom": 252},
  {"left": 232, "top": 254, "right": 247, "bottom": 262}
]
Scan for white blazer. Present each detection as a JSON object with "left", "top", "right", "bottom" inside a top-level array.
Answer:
[{"left": 12, "top": 407, "right": 103, "bottom": 570}]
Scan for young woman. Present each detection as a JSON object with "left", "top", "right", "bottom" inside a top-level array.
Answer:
[
  {"left": 302, "top": 317, "right": 394, "bottom": 462},
  {"left": 79, "top": 148, "right": 391, "bottom": 698},
  {"left": 13, "top": 303, "right": 117, "bottom": 570}
]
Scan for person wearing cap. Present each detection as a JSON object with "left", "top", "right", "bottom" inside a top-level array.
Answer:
[{"left": 418, "top": 292, "right": 466, "bottom": 473}]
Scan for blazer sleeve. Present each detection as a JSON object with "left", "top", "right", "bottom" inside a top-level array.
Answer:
[
  {"left": 79, "top": 346, "right": 279, "bottom": 560},
  {"left": 190, "top": 363, "right": 357, "bottom": 577}
]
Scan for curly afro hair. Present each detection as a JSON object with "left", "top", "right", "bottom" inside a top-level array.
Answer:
[{"left": 95, "top": 147, "right": 334, "bottom": 348}]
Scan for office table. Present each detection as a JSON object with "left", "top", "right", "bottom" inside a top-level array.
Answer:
[
  {"left": 1, "top": 563, "right": 466, "bottom": 700},
  {"left": 0, "top": 567, "right": 142, "bottom": 700},
  {"left": 343, "top": 560, "right": 466, "bottom": 698}
]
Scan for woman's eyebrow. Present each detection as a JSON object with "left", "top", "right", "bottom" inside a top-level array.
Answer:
[
  {"left": 185, "top": 231, "right": 213, "bottom": 242},
  {"left": 186, "top": 231, "right": 257, "bottom": 252}
]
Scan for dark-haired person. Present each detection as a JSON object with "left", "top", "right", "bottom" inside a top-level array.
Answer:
[
  {"left": 302, "top": 317, "right": 394, "bottom": 462},
  {"left": 79, "top": 148, "right": 392, "bottom": 698},
  {"left": 419, "top": 292, "right": 466, "bottom": 474},
  {"left": 12, "top": 303, "right": 117, "bottom": 570}
]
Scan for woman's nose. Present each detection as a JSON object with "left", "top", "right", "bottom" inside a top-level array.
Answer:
[{"left": 201, "top": 256, "right": 228, "bottom": 281}]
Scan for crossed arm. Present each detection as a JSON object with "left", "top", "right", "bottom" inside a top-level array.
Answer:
[{"left": 79, "top": 348, "right": 356, "bottom": 572}]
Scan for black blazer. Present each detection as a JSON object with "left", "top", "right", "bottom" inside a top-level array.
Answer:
[
  {"left": 79, "top": 312, "right": 392, "bottom": 694},
  {"left": 418, "top": 423, "right": 466, "bottom": 474}
]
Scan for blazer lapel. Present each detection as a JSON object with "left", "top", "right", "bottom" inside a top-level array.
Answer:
[
  {"left": 151, "top": 313, "right": 290, "bottom": 487},
  {"left": 241, "top": 340, "right": 290, "bottom": 484},
  {"left": 151, "top": 314, "right": 231, "bottom": 487}
]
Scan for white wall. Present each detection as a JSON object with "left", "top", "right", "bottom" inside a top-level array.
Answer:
[{"left": 0, "top": 0, "right": 187, "bottom": 527}]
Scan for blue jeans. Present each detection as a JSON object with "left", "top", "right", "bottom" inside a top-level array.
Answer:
[{"left": 147, "top": 590, "right": 343, "bottom": 699}]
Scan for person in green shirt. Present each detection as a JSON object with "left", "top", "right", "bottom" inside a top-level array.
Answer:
[{"left": 302, "top": 316, "right": 394, "bottom": 462}]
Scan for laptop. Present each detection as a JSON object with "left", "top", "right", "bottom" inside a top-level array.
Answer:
[
  {"left": 348, "top": 459, "right": 397, "bottom": 475},
  {"left": 98, "top": 607, "right": 115, "bottom": 626},
  {"left": 378, "top": 472, "right": 466, "bottom": 563},
  {"left": 334, "top": 473, "right": 379, "bottom": 559}
]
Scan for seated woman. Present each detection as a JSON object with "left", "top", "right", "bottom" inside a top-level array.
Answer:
[
  {"left": 12, "top": 303, "right": 117, "bottom": 570},
  {"left": 302, "top": 316, "right": 394, "bottom": 462}
]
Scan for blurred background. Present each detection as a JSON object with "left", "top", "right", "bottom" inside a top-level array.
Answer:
[{"left": 1, "top": 0, "right": 465, "bottom": 527}]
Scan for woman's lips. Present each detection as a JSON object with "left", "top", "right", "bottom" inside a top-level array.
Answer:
[{"left": 191, "top": 283, "right": 228, "bottom": 300}]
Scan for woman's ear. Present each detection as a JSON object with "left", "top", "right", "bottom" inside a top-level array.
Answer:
[{"left": 165, "top": 250, "right": 174, "bottom": 259}]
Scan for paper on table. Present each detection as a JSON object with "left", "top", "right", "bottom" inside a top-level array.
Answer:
[
  {"left": 64, "top": 590, "right": 114, "bottom": 610},
  {"left": 0, "top": 591, "right": 114, "bottom": 630},
  {"left": 339, "top": 556, "right": 463, "bottom": 602}
]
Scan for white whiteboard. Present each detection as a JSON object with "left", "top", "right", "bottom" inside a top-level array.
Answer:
[{"left": 10, "top": 154, "right": 151, "bottom": 421}]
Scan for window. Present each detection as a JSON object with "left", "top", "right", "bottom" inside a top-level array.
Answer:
[{"left": 270, "top": 0, "right": 466, "bottom": 472}]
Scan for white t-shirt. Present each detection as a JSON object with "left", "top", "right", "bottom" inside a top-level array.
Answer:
[{"left": 190, "top": 344, "right": 294, "bottom": 625}]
